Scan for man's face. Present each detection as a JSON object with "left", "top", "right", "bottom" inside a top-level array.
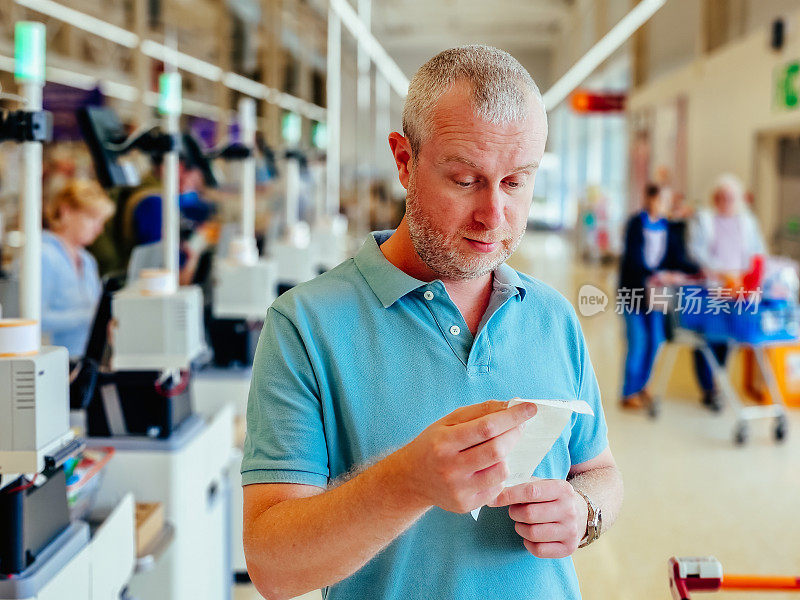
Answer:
[
  {"left": 713, "top": 186, "right": 737, "bottom": 216},
  {"left": 403, "top": 84, "right": 547, "bottom": 281},
  {"left": 178, "top": 163, "right": 203, "bottom": 194},
  {"left": 645, "top": 192, "right": 667, "bottom": 217},
  {"left": 61, "top": 206, "right": 108, "bottom": 247}
]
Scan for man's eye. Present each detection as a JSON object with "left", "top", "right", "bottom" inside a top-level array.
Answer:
[
  {"left": 455, "top": 180, "right": 475, "bottom": 188},
  {"left": 505, "top": 181, "right": 521, "bottom": 189}
]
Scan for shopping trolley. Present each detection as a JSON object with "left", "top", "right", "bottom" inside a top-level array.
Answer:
[
  {"left": 669, "top": 557, "right": 800, "bottom": 599},
  {"left": 650, "top": 286, "right": 797, "bottom": 444}
]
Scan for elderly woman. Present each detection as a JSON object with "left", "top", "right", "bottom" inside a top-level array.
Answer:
[
  {"left": 688, "top": 173, "right": 766, "bottom": 410},
  {"left": 618, "top": 183, "right": 699, "bottom": 409},
  {"left": 42, "top": 179, "right": 115, "bottom": 357}
]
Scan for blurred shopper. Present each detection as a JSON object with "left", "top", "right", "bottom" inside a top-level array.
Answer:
[
  {"left": 618, "top": 183, "right": 699, "bottom": 409},
  {"left": 663, "top": 192, "right": 696, "bottom": 341},
  {"left": 667, "top": 192, "right": 694, "bottom": 238},
  {"left": 42, "top": 179, "right": 115, "bottom": 356},
  {"left": 577, "top": 185, "right": 611, "bottom": 263},
  {"left": 120, "top": 140, "right": 216, "bottom": 286},
  {"left": 123, "top": 155, "right": 212, "bottom": 249},
  {"left": 654, "top": 166, "right": 694, "bottom": 247},
  {"left": 688, "top": 174, "right": 766, "bottom": 410}
]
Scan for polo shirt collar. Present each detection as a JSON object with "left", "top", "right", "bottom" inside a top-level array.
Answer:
[
  {"left": 354, "top": 230, "right": 527, "bottom": 308},
  {"left": 494, "top": 261, "right": 527, "bottom": 301},
  {"left": 354, "top": 231, "right": 427, "bottom": 308}
]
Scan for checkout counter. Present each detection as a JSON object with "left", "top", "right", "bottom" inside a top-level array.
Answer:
[
  {"left": 0, "top": 22, "right": 135, "bottom": 600},
  {"left": 74, "top": 72, "right": 232, "bottom": 599}
]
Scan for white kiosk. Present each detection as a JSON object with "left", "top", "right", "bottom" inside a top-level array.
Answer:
[
  {"left": 213, "top": 98, "right": 278, "bottom": 322},
  {"left": 81, "top": 72, "right": 232, "bottom": 600},
  {"left": 0, "top": 23, "right": 134, "bottom": 600}
]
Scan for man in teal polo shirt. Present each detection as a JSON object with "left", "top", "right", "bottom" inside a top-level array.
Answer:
[{"left": 242, "top": 45, "right": 623, "bottom": 600}]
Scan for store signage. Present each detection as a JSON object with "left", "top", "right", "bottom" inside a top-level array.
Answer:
[
  {"left": 774, "top": 61, "right": 800, "bottom": 110},
  {"left": 570, "top": 90, "right": 626, "bottom": 113},
  {"left": 43, "top": 83, "right": 103, "bottom": 141}
]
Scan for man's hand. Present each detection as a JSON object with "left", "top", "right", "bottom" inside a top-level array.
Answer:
[
  {"left": 393, "top": 400, "right": 537, "bottom": 514},
  {"left": 488, "top": 478, "right": 588, "bottom": 559}
]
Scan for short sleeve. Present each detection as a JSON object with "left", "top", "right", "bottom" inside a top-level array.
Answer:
[
  {"left": 241, "top": 306, "right": 329, "bottom": 487},
  {"left": 568, "top": 321, "right": 609, "bottom": 466}
]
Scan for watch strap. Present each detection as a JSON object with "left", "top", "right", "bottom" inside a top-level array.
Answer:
[{"left": 575, "top": 489, "right": 601, "bottom": 548}]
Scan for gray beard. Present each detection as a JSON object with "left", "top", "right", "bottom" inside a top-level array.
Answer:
[{"left": 404, "top": 176, "right": 525, "bottom": 281}]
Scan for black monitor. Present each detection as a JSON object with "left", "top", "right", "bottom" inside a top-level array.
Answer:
[
  {"left": 180, "top": 132, "right": 219, "bottom": 188},
  {"left": 82, "top": 272, "right": 126, "bottom": 362},
  {"left": 77, "top": 106, "right": 142, "bottom": 189}
]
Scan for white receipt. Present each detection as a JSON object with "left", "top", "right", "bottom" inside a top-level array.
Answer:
[{"left": 470, "top": 399, "right": 594, "bottom": 520}]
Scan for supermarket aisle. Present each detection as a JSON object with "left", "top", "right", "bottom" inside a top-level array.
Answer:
[
  {"left": 236, "top": 231, "right": 799, "bottom": 600},
  {"left": 522, "top": 232, "right": 800, "bottom": 600}
]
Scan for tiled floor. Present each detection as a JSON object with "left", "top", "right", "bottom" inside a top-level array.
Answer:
[{"left": 236, "top": 231, "right": 799, "bottom": 599}]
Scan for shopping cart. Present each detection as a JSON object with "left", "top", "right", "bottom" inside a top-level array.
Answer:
[
  {"left": 650, "top": 286, "right": 797, "bottom": 444},
  {"left": 669, "top": 556, "right": 800, "bottom": 599}
]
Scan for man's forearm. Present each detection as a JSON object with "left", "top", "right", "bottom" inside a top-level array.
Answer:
[
  {"left": 244, "top": 450, "right": 430, "bottom": 600},
  {"left": 568, "top": 466, "right": 623, "bottom": 535}
]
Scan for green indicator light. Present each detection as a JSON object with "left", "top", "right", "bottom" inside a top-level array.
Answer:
[
  {"left": 14, "top": 22, "right": 46, "bottom": 83},
  {"left": 282, "top": 112, "right": 302, "bottom": 146},
  {"left": 311, "top": 121, "right": 327, "bottom": 149},
  {"left": 158, "top": 72, "right": 182, "bottom": 116}
]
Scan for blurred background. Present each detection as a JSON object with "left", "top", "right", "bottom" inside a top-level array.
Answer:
[{"left": 0, "top": 1, "right": 798, "bottom": 600}]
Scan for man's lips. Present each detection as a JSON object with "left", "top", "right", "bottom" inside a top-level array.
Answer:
[{"left": 464, "top": 237, "right": 501, "bottom": 252}]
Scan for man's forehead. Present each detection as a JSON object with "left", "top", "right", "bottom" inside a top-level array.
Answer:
[
  {"left": 427, "top": 113, "right": 546, "bottom": 170},
  {"left": 437, "top": 154, "right": 539, "bottom": 173}
]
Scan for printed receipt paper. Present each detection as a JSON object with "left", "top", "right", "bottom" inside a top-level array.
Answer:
[{"left": 470, "top": 399, "right": 594, "bottom": 520}]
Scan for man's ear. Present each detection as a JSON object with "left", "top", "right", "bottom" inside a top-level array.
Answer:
[{"left": 388, "top": 132, "right": 413, "bottom": 190}]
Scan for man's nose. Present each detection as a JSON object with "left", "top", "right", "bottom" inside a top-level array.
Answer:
[{"left": 473, "top": 186, "right": 505, "bottom": 230}]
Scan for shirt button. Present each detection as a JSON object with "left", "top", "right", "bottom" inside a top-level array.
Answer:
[
  {"left": 423, "top": 291, "right": 434, "bottom": 300},
  {"left": 449, "top": 325, "right": 461, "bottom": 336}
]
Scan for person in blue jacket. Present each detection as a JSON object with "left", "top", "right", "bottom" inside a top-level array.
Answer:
[
  {"left": 618, "top": 183, "right": 699, "bottom": 409},
  {"left": 41, "top": 179, "right": 115, "bottom": 356},
  {"left": 120, "top": 136, "right": 216, "bottom": 285}
]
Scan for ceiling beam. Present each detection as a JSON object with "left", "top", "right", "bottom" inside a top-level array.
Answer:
[
  {"left": 374, "top": 4, "right": 568, "bottom": 24},
  {"left": 543, "top": 0, "right": 667, "bottom": 110},
  {"left": 377, "top": 31, "right": 559, "bottom": 50}
]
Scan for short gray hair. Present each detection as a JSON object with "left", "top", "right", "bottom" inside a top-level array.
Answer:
[
  {"left": 710, "top": 173, "right": 746, "bottom": 214},
  {"left": 402, "top": 45, "right": 546, "bottom": 156}
]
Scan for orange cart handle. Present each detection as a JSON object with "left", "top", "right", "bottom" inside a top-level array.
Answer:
[{"left": 722, "top": 575, "right": 800, "bottom": 591}]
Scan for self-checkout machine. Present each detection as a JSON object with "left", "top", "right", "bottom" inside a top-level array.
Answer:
[
  {"left": 191, "top": 98, "right": 276, "bottom": 582},
  {"left": 0, "top": 22, "right": 135, "bottom": 600},
  {"left": 308, "top": 121, "right": 349, "bottom": 273},
  {"left": 266, "top": 112, "right": 321, "bottom": 293},
  {"left": 79, "top": 72, "right": 232, "bottom": 600},
  {"left": 205, "top": 97, "right": 277, "bottom": 369}
]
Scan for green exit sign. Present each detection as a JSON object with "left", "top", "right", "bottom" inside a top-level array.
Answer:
[{"left": 775, "top": 61, "right": 800, "bottom": 110}]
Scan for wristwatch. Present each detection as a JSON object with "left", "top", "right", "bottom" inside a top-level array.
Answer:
[{"left": 575, "top": 490, "right": 602, "bottom": 548}]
